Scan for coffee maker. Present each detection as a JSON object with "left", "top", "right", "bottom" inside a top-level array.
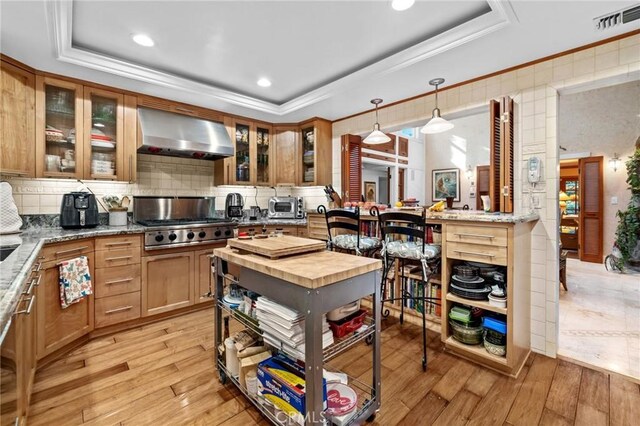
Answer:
[
  {"left": 225, "top": 193, "right": 244, "bottom": 219},
  {"left": 60, "top": 192, "right": 99, "bottom": 229}
]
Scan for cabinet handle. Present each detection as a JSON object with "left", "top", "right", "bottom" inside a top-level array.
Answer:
[
  {"left": 105, "top": 255, "right": 133, "bottom": 262},
  {"left": 128, "top": 156, "right": 133, "bottom": 184},
  {"left": 32, "top": 262, "right": 43, "bottom": 273},
  {"left": 55, "top": 246, "right": 88, "bottom": 256},
  {"left": 453, "top": 233, "right": 495, "bottom": 239},
  {"left": 15, "top": 296, "right": 35, "bottom": 316},
  {"left": 175, "top": 107, "right": 194, "bottom": 114},
  {"left": 23, "top": 274, "right": 41, "bottom": 295},
  {"left": 105, "top": 241, "right": 132, "bottom": 247},
  {"left": 105, "top": 305, "right": 133, "bottom": 314},
  {"left": 453, "top": 250, "right": 495, "bottom": 258},
  {"left": 32, "top": 274, "right": 42, "bottom": 288},
  {"left": 104, "top": 277, "right": 134, "bottom": 285}
]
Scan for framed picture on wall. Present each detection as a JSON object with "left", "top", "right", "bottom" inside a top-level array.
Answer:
[
  {"left": 364, "top": 181, "right": 376, "bottom": 202},
  {"left": 432, "top": 168, "right": 460, "bottom": 201}
]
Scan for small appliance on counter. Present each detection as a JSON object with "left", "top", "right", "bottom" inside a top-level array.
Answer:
[
  {"left": 248, "top": 206, "right": 261, "bottom": 221},
  {"left": 268, "top": 196, "right": 304, "bottom": 219},
  {"left": 60, "top": 192, "right": 99, "bottom": 229},
  {"left": 225, "top": 193, "right": 244, "bottom": 219}
]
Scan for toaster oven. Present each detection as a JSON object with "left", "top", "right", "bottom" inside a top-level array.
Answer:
[{"left": 268, "top": 197, "right": 304, "bottom": 219}]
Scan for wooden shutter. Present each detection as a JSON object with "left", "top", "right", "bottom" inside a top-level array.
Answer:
[
  {"left": 476, "top": 165, "right": 490, "bottom": 210},
  {"left": 489, "top": 97, "right": 514, "bottom": 213},
  {"left": 489, "top": 100, "right": 501, "bottom": 212},
  {"left": 341, "top": 134, "right": 362, "bottom": 203},
  {"left": 579, "top": 156, "right": 603, "bottom": 263}
]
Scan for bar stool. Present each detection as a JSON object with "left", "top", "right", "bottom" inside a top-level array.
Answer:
[
  {"left": 371, "top": 206, "right": 441, "bottom": 371},
  {"left": 317, "top": 205, "right": 381, "bottom": 257}
]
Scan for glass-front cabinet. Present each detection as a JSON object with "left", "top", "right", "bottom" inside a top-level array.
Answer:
[
  {"left": 301, "top": 126, "right": 315, "bottom": 184},
  {"left": 36, "top": 78, "right": 125, "bottom": 180},
  {"left": 84, "top": 87, "right": 124, "bottom": 180},
  {"left": 256, "top": 125, "right": 271, "bottom": 185},
  {"left": 37, "top": 77, "right": 84, "bottom": 178},
  {"left": 234, "top": 121, "right": 251, "bottom": 184}
]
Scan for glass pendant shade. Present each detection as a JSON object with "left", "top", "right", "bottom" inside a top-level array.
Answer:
[
  {"left": 364, "top": 125, "right": 390, "bottom": 144},
  {"left": 364, "top": 99, "right": 391, "bottom": 144},
  {"left": 421, "top": 78, "right": 454, "bottom": 135}
]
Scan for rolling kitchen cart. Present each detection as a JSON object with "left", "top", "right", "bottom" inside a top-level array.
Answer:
[{"left": 213, "top": 247, "right": 381, "bottom": 426}]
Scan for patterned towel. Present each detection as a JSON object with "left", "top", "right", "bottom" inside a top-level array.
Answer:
[{"left": 59, "top": 256, "right": 92, "bottom": 309}]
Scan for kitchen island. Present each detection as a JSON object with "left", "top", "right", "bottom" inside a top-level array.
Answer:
[{"left": 213, "top": 244, "right": 382, "bottom": 425}]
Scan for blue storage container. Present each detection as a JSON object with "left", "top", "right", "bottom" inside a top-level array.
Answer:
[{"left": 482, "top": 316, "right": 507, "bottom": 334}]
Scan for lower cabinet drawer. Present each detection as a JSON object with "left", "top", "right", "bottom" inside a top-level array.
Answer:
[
  {"left": 95, "top": 246, "right": 141, "bottom": 268},
  {"left": 95, "top": 292, "right": 141, "bottom": 328},
  {"left": 446, "top": 241, "right": 507, "bottom": 266},
  {"left": 94, "top": 264, "right": 141, "bottom": 298}
]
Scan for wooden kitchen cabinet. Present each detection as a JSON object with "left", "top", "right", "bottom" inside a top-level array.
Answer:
[
  {"left": 37, "top": 253, "right": 94, "bottom": 360},
  {"left": 298, "top": 118, "right": 332, "bottom": 186},
  {"left": 195, "top": 248, "right": 214, "bottom": 304},
  {"left": 233, "top": 119, "right": 252, "bottom": 184},
  {"left": 274, "top": 126, "right": 298, "bottom": 186},
  {"left": 35, "top": 76, "right": 84, "bottom": 179},
  {"left": 142, "top": 251, "right": 195, "bottom": 316},
  {"left": 83, "top": 86, "right": 124, "bottom": 180},
  {"left": 1, "top": 60, "right": 35, "bottom": 178}
]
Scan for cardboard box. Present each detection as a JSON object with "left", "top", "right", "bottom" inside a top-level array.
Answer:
[
  {"left": 239, "top": 351, "right": 271, "bottom": 388},
  {"left": 257, "top": 354, "right": 327, "bottom": 425}
]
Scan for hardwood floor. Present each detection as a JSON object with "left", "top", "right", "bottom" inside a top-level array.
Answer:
[{"left": 28, "top": 308, "right": 640, "bottom": 426}]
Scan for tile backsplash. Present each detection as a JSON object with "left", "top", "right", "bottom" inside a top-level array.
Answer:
[{"left": 3, "top": 154, "right": 327, "bottom": 215}]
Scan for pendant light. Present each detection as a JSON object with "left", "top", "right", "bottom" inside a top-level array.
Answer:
[
  {"left": 420, "top": 78, "right": 454, "bottom": 134},
  {"left": 364, "top": 98, "right": 391, "bottom": 144}
]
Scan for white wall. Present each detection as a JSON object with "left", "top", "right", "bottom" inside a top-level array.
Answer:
[
  {"left": 559, "top": 80, "right": 640, "bottom": 253},
  {"left": 362, "top": 165, "right": 387, "bottom": 203},
  {"left": 406, "top": 137, "right": 425, "bottom": 202},
  {"left": 424, "top": 112, "right": 490, "bottom": 207}
]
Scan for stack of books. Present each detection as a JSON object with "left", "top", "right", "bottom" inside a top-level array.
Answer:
[{"left": 255, "top": 297, "right": 334, "bottom": 359}]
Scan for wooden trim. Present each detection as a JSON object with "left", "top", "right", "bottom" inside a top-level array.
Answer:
[
  {"left": 361, "top": 151, "right": 396, "bottom": 163},
  {"left": 333, "top": 29, "right": 640, "bottom": 124},
  {"left": 0, "top": 54, "right": 36, "bottom": 73},
  {"left": 578, "top": 156, "right": 604, "bottom": 263}
]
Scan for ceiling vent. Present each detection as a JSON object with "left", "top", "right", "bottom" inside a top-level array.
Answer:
[{"left": 593, "top": 4, "right": 640, "bottom": 30}]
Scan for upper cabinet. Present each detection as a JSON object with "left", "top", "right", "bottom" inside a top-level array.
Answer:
[
  {"left": 274, "top": 126, "right": 298, "bottom": 186},
  {"left": 255, "top": 124, "right": 272, "bottom": 186},
  {"left": 298, "top": 118, "right": 332, "bottom": 186},
  {"left": 35, "top": 76, "right": 84, "bottom": 179},
  {"left": 35, "top": 77, "right": 133, "bottom": 181},
  {"left": 1, "top": 61, "right": 35, "bottom": 177},
  {"left": 233, "top": 120, "right": 252, "bottom": 184},
  {"left": 84, "top": 87, "right": 124, "bottom": 180}
]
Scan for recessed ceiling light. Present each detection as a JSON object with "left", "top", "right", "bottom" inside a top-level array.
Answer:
[
  {"left": 257, "top": 78, "right": 272, "bottom": 87},
  {"left": 391, "top": 0, "right": 415, "bottom": 11},
  {"left": 132, "top": 34, "right": 154, "bottom": 47}
]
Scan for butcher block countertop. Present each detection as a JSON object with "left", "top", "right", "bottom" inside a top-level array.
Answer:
[{"left": 213, "top": 246, "right": 381, "bottom": 289}]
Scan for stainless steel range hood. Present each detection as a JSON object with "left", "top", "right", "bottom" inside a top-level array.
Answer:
[{"left": 137, "top": 107, "right": 233, "bottom": 160}]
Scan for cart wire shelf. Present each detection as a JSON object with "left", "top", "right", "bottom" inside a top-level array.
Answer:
[
  {"left": 217, "top": 301, "right": 376, "bottom": 362},
  {"left": 217, "top": 360, "right": 377, "bottom": 426}
]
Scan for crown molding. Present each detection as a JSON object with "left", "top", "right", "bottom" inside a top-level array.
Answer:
[{"left": 46, "top": 0, "right": 515, "bottom": 117}]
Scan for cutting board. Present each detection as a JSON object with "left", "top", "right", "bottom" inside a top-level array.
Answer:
[{"left": 228, "top": 235, "right": 326, "bottom": 259}]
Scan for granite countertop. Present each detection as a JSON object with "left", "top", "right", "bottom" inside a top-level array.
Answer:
[
  {"left": 0, "top": 225, "right": 145, "bottom": 343},
  {"left": 424, "top": 210, "right": 540, "bottom": 223},
  {"left": 0, "top": 216, "right": 308, "bottom": 342}
]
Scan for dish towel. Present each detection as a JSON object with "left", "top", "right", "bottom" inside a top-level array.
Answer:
[{"left": 59, "top": 256, "right": 93, "bottom": 309}]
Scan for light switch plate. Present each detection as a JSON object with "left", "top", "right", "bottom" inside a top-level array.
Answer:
[{"left": 611, "top": 196, "right": 618, "bottom": 205}]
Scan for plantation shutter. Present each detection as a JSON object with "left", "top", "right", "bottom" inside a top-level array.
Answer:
[
  {"left": 489, "top": 97, "right": 514, "bottom": 213},
  {"left": 489, "top": 100, "right": 501, "bottom": 212},
  {"left": 341, "top": 134, "right": 362, "bottom": 203},
  {"left": 579, "top": 156, "right": 604, "bottom": 263}
]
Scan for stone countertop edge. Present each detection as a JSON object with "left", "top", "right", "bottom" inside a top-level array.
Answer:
[
  {"left": 237, "top": 218, "right": 307, "bottom": 226},
  {"left": 424, "top": 211, "right": 540, "bottom": 223},
  {"left": 0, "top": 225, "right": 145, "bottom": 344}
]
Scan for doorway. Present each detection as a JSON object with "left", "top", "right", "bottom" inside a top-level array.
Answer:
[{"left": 557, "top": 79, "right": 640, "bottom": 379}]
